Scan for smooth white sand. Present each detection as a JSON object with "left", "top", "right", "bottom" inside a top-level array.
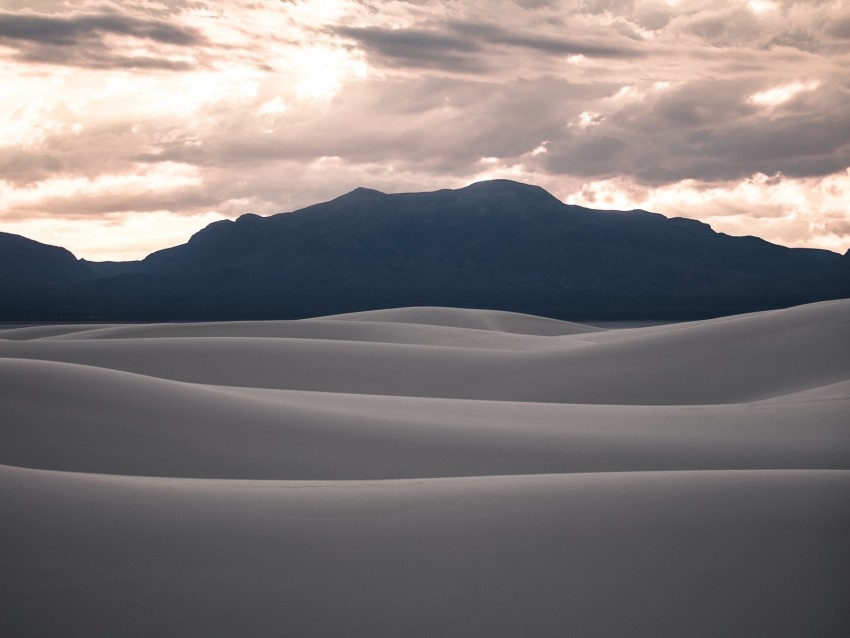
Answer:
[
  {"left": 1, "top": 300, "right": 848, "bottom": 403},
  {"left": 1, "top": 301, "right": 848, "bottom": 636},
  {"left": 319, "top": 305, "right": 600, "bottom": 335},
  {"left": 2, "top": 359, "right": 849, "bottom": 479}
]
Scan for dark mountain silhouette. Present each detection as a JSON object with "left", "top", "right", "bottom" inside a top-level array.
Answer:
[
  {"left": 0, "top": 232, "right": 92, "bottom": 290},
  {"left": 2, "top": 180, "right": 848, "bottom": 321}
]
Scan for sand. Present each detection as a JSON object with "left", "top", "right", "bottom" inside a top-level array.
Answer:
[{"left": 1, "top": 300, "right": 848, "bottom": 636}]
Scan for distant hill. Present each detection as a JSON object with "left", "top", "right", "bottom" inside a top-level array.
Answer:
[
  {"left": 0, "top": 232, "right": 92, "bottom": 291},
  {"left": 1, "top": 180, "right": 848, "bottom": 321}
]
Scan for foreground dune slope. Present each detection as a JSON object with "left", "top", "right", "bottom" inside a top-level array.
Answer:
[
  {"left": 2, "top": 466, "right": 848, "bottom": 638},
  {"left": 1, "top": 301, "right": 849, "bottom": 637}
]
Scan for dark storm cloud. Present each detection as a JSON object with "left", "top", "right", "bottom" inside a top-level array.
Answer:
[
  {"left": 613, "top": 79, "right": 760, "bottom": 131},
  {"left": 335, "top": 18, "right": 643, "bottom": 72},
  {"left": 825, "top": 14, "right": 850, "bottom": 39},
  {"left": 697, "top": 117, "right": 850, "bottom": 164},
  {"left": 530, "top": 71, "right": 850, "bottom": 185},
  {"left": 0, "top": 9, "right": 205, "bottom": 69},
  {"left": 765, "top": 29, "right": 821, "bottom": 53},
  {"left": 683, "top": 8, "right": 761, "bottom": 45},
  {"left": 634, "top": 115, "right": 850, "bottom": 183},
  {"left": 445, "top": 20, "right": 644, "bottom": 58},
  {"left": 0, "top": 10, "right": 200, "bottom": 45},
  {"left": 334, "top": 26, "right": 486, "bottom": 71},
  {"left": 19, "top": 48, "right": 198, "bottom": 70},
  {"left": 543, "top": 135, "right": 628, "bottom": 177}
]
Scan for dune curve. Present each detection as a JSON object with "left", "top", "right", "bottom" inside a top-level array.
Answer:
[{"left": 1, "top": 300, "right": 848, "bottom": 637}]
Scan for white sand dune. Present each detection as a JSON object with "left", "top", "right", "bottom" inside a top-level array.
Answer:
[
  {"left": 1, "top": 300, "right": 849, "bottom": 636},
  {"left": 0, "top": 323, "right": 124, "bottom": 340},
  {"left": 1, "top": 299, "right": 847, "bottom": 403},
  {"left": 35, "top": 317, "right": 572, "bottom": 350},
  {"left": 320, "top": 305, "right": 598, "bottom": 335},
  {"left": 1, "top": 358, "right": 849, "bottom": 479},
  {"left": 2, "top": 465, "right": 848, "bottom": 637}
]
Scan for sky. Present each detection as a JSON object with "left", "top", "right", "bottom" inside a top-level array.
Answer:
[{"left": 1, "top": 0, "right": 849, "bottom": 261}]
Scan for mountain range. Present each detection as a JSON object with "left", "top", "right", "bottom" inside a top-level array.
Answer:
[{"left": 2, "top": 179, "right": 848, "bottom": 321}]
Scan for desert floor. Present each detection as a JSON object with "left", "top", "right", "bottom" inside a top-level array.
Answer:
[{"left": 1, "top": 300, "right": 848, "bottom": 636}]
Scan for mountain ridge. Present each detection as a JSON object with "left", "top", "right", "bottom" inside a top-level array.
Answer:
[{"left": 1, "top": 179, "right": 847, "bottom": 321}]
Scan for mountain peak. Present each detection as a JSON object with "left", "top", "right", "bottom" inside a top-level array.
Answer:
[
  {"left": 336, "top": 180, "right": 560, "bottom": 205},
  {"left": 461, "top": 178, "right": 540, "bottom": 191},
  {"left": 457, "top": 179, "right": 563, "bottom": 205},
  {"left": 340, "top": 186, "right": 386, "bottom": 199}
]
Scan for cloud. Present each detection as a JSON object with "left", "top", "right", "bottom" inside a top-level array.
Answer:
[
  {"left": 0, "top": 0, "right": 848, "bottom": 259},
  {"left": 566, "top": 169, "right": 850, "bottom": 252},
  {"left": 0, "top": 10, "right": 200, "bottom": 46},
  {"left": 0, "top": 8, "right": 205, "bottom": 69},
  {"left": 681, "top": 7, "right": 762, "bottom": 46},
  {"left": 765, "top": 29, "right": 820, "bottom": 52},
  {"left": 334, "top": 17, "right": 644, "bottom": 73},
  {"left": 0, "top": 162, "right": 208, "bottom": 219},
  {"left": 544, "top": 135, "right": 627, "bottom": 177},
  {"left": 826, "top": 14, "right": 850, "bottom": 39},
  {"left": 445, "top": 20, "right": 644, "bottom": 58},
  {"left": 334, "top": 25, "right": 486, "bottom": 71}
]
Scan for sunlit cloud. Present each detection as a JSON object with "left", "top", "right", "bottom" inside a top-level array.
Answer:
[
  {"left": 292, "top": 45, "right": 368, "bottom": 100},
  {"left": 0, "top": 162, "right": 202, "bottom": 216},
  {"left": 258, "top": 96, "right": 288, "bottom": 116},
  {"left": 566, "top": 169, "right": 850, "bottom": 252},
  {"left": 569, "top": 111, "right": 604, "bottom": 129},
  {"left": 749, "top": 81, "right": 820, "bottom": 107},
  {"left": 747, "top": 0, "right": 776, "bottom": 15},
  {"left": 2, "top": 210, "right": 227, "bottom": 262}
]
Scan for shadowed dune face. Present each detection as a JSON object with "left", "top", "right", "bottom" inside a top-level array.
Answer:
[
  {"left": 1, "top": 301, "right": 849, "bottom": 637},
  {"left": 1, "top": 358, "right": 849, "bottom": 480}
]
